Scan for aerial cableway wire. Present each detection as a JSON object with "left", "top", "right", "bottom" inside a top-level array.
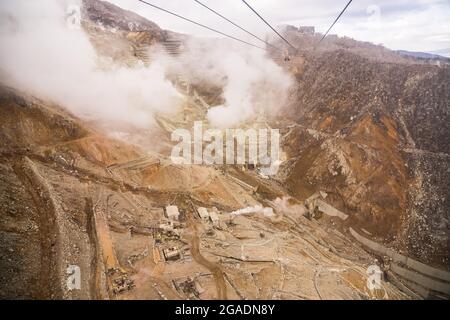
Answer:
[
  {"left": 240, "top": 0, "right": 297, "bottom": 51},
  {"left": 193, "top": 0, "right": 282, "bottom": 52},
  {"left": 138, "top": 0, "right": 267, "bottom": 51},
  {"left": 318, "top": 0, "right": 353, "bottom": 45}
]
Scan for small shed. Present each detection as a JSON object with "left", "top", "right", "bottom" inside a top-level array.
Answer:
[
  {"left": 165, "top": 205, "right": 180, "bottom": 221},
  {"left": 197, "top": 207, "right": 209, "bottom": 221},
  {"left": 163, "top": 247, "right": 181, "bottom": 261}
]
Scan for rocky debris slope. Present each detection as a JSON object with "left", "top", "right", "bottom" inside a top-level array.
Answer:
[
  {"left": 277, "top": 31, "right": 449, "bottom": 268},
  {"left": 0, "top": 84, "right": 412, "bottom": 300},
  {"left": 82, "top": 0, "right": 163, "bottom": 34},
  {"left": 81, "top": 0, "right": 185, "bottom": 65}
]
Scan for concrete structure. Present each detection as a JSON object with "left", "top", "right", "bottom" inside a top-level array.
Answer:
[
  {"left": 162, "top": 39, "right": 184, "bottom": 56},
  {"left": 197, "top": 207, "right": 221, "bottom": 226},
  {"left": 165, "top": 205, "right": 180, "bottom": 221},
  {"left": 163, "top": 247, "right": 181, "bottom": 261},
  {"left": 350, "top": 227, "right": 450, "bottom": 282},
  {"left": 304, "top": 191, "right": 348, "bottom": 220},
  {"left": 298, "top": 26, "right": 315, "bottom": 35},
  {"left": 350, "top": 227, "right": 450, "bottom": 298},
  {"left": 197, "top": 207, "right": 209, "bottom": 221},
  {"left": 159, "top": 220, "right": 175, "bottom": 231},
  {"left": 390, "top": 264, "right": 450, "bottom": 297},
  {"left": 283, "top": 25, "right": 299, "bottom": 33},
  {"left": 173, "top": 276, "right": 202, "bottom": 299},
  {"left": 316, "top": 199, "right": 348, "bottom": 220}
]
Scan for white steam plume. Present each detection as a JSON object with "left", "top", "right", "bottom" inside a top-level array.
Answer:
[
  {"left": 0, "top": 0, "right": 180, "bottom": 130},
  {"left": 230, "top": 204, "right": 275, "bottom": 217},
  {"left": 168, "top": 38, "right": 294, "bottom": 128}
]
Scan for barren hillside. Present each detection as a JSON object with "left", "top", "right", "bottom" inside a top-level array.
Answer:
[{"left": 275, "top": 32, "right": 449, "bottom": 268}]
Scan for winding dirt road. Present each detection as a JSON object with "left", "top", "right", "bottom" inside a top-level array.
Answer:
[{"left": 188, "top": 216, "right": 228, "bottom": 299}]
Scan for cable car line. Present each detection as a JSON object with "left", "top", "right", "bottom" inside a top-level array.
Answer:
[
  {"left": 240, "top": 0, "right": 297, "bottom": 50},
  {"left": 138, "top": 0, "right": 267, "bottom": 51},
  {"left": 318, "top": 0, "right": 353, "bottom": 45},
  {"left": 193, "top": 0, "right": 282, "bottom": 52}
]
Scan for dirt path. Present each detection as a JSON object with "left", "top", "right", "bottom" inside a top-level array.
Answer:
[
  {"left": 189, "top": 222, "right": 228, "bottom": 300},
  {"left": 85, "top": 197, "right": 102, "bottom": 299},
  {"left": 13, "top": 157, "right": 62, "bottom": 298},
  {"left": 93, "top": 188, "right": 120, "bottom": 270}
]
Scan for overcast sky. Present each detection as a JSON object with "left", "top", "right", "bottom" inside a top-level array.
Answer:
[{"left": 108, "top": 0, "right": 450, "bottom": 56}]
